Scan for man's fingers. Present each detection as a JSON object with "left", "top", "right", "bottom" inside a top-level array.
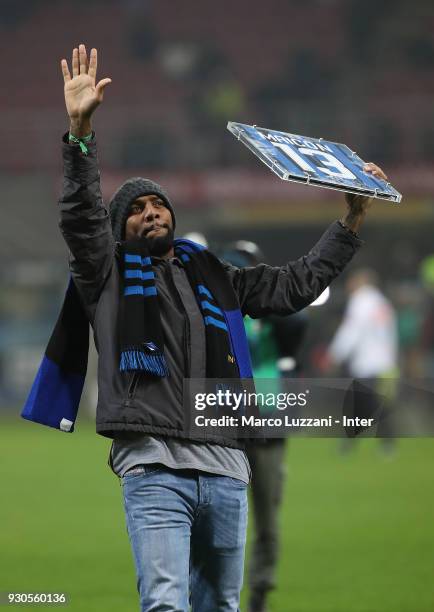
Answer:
[
  {"left": 95, "top": 78, "right": 112, "bottom": 101},
  {"left": 61, "top": 59, "right": 71, "bottom": 82},
  {"left": 363, "top": 162, "right": 388, "bottom": 181},
  {"left": 88, "top": 48, "right": 97, "bottom": 80},
  {"left": 368, "top": 162, "right": 388, "bottom": 180},
  {"left": 79, "top": 43, "right": 88, "bottom": 75},
  {"left": 375, "top": 166, "right": 388, "bottom": 181},
  {"left": 72, "top": 47, "right": 79, "bottom": 77}
]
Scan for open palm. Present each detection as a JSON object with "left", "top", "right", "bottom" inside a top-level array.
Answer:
[{"left": 61, "top": 45, "right": 111, "bottom": 122}]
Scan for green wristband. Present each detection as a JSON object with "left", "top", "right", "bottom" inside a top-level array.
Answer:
[{"left": 68, "top": 132, "right": 93, "bottom": 155}]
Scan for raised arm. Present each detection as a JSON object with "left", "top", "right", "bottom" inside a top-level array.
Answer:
[
  {"left": 223, "top": 163, "right": 389, "bottom": 318},
  {"left": 58, "top": 45, "right": 113, "bottom": 320},
  {"left": 222, "top": 222, "right": 362, "bottom": 317}
]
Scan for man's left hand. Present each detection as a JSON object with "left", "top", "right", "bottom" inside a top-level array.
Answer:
[{"left": 341, "top": 162, "right": 389, "bottom": 234}]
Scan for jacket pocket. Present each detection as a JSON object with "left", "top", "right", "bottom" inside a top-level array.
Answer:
[{"left": 127, "top": 372, "right": 140, "bottom": 400}]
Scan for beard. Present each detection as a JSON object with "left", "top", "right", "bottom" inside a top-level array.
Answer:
[{"left": 144, "top": 225, "right": 174, "bottom": 257}]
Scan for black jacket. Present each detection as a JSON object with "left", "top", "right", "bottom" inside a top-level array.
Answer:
[{"left": 58, "top": 134, "right": 363, "bottom": 445}]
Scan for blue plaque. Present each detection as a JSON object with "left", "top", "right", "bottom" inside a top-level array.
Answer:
[{"left": 227, "top": 122, "right": 402, "bottom": 203}]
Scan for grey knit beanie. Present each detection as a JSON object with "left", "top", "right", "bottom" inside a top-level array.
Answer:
[{"left": 109, "top": 177, "right": 176, "bottom": 242}]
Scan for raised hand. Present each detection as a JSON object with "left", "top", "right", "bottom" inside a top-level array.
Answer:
[
  {"left": 344, "top": 163, "right": 389, "bottom": 212},
  {"left": 61, "top": 44, "right": 112, "bottom": 137},
  {"left": 341, "top": 162, "right": 389, "bottom": 233}
]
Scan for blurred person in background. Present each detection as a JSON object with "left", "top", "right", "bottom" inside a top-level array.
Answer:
[
  {"left": 419, "top": 254, "right": 434, "bottom": 377},
  {"left": 393, "top": 281, "right": 424, "bottom": 380},
  {"left": 326, "top": 268, "right": 399, "bottom": 451},
  {"left": 221, "top": 241, "right": 308, "bottom": 612},
  {"left": 54, "top": 43, "right": 388, "bottom": 612}
]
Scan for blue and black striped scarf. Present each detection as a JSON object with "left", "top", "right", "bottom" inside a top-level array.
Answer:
[{"left": 21, "top": 238, "right": 253, "bottom": 433}]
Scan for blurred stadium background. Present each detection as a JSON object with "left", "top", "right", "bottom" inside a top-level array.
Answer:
[{"left": 1, "top": 1, "right": 434, "bottom": 610}]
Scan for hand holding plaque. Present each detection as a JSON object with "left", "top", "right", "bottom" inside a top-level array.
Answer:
[{"left": 227, "top": 122, "right": 402, "bottom": 205}]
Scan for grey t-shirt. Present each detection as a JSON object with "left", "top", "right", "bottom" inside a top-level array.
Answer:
[
  {"left": 109, "top": 255, "right": 251, "bottom": 484},
  {"left": 110, "top": 435, "right": 251, "bottom": 484}
]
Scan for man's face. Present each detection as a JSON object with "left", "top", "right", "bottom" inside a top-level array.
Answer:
[{"left": 125, "top": 194, "right": 174, "bottom": 256}]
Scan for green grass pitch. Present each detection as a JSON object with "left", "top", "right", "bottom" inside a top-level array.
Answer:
[{"left": 1, "top": 415, "right": 433, "bottom": 611}]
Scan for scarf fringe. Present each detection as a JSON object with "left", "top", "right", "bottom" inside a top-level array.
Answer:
[{"left": 120, "top": 349, "right": 169, "bottom": 377}]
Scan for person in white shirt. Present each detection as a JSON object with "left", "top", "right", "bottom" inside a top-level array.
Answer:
[
  {"left": 329, "top": 268, "right": 398, "bottom": 378},
  {"left": 327, "top": 268, "right": 399, "bottom": 448}
]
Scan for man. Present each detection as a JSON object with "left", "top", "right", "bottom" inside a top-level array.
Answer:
[
  {"left": 327, "top": 268, "right": 399, "bottom": 447},
  {"left": 221, "top": 241, "right": 309, "bottom": 612},
  {"left": 59, "top": 44, "right": 388, "bottom": 611},
  {"left": 328, "top": 269, "right": 398, "bottom": 378}
]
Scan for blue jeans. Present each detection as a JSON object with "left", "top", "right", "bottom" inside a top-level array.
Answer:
[{"left": 121, "top": 464, "right": 248, "bottom": 611}]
